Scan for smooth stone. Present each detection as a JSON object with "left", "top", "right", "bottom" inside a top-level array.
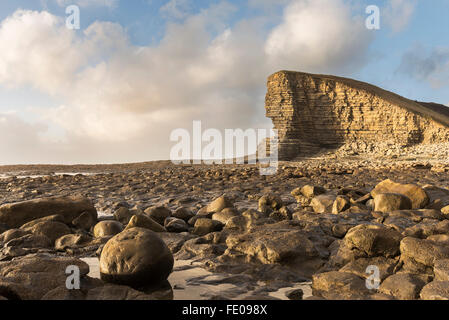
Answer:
[
  {"left": 93, "top": 221, "right": 124, "bottom": 238},
  {"left": 100, "top": 228, "right": 174, "bottom": 287}
]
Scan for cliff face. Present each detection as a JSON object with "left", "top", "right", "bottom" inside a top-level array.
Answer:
[{"left": 265, "top": 71, "right": 449, "bottom": 160}]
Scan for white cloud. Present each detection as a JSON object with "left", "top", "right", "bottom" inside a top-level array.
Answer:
[
  {"left": 0, "top": 1, "right": 376, "bottom": 164},
  {"left": 265, "top": 0, "right": 373, "bottom": 74},
  {"left": 384, "top": 0, "right": 416, "bottom": 33},
  {"left": 55, "top": 0, "right": 118, "bottom": 8}
]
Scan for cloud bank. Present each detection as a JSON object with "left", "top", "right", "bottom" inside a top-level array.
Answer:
[{"left": 0, "top": 0, "right": 375, "bottom": 164}]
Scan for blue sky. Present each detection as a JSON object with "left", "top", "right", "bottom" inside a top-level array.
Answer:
[{"left": 0, "top": 0, "right": 447, "bottom": 164}]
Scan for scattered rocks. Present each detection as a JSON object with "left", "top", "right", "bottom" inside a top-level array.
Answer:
[{"left": 0, "top": 160, "right": 449, "bottom": 300}]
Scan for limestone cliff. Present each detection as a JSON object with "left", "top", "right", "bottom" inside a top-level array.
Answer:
[{"left": 265, "top": 71, "right": 449, "bottom": 160}]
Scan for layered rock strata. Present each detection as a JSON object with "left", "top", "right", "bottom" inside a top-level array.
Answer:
[{"left": 265, "top": 71, "right": 449, "bottom": 160}]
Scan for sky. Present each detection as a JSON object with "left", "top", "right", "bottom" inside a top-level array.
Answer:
[{"left": 0, "top": 0, "right": 448, "bottom": 164}]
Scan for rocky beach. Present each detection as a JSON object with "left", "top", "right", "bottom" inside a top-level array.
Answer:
[{"left": 1, "top": 145, "right": 449, "bottom": 300}]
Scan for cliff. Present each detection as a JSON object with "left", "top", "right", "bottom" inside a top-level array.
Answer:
[{"left": 265, "top": 71, "right": 449, "bottom": 160}]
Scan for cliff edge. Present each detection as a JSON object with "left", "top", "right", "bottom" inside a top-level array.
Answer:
[{"left": 265, "top": 71, "right": 449, "bottom": 160}]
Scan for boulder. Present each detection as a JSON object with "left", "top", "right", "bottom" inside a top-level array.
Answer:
[
  {"left": 399, "top": 237, "right": 449, "bottom": 275},
  {"left": 298, "top": 185, "right": 326, "bottom": 199},
  {"left": 55, "top": 234, "right": 92, "bottom": 251},
  {"left": 19, "top": 215, "right": 65, "bottom": 230},
  {"left": 4, "top": 234, "right": 52, "bottom": 249},
  {"left": 0, "top": 196, "right": 97, "bottom": 229},
  {"left": 144, "top": 206, "right": 171, "bottom": 225},
  {"left": 258, "top": 195, "right": 283, "bottom": 213},
  {"left": 285, "top": 289, "right": 304, "bottom": 300},
  {"left": 344, "top": 224, "right": 403, "bottom": 258},
  {"left": 225, "top": 222, "right": 321, "bottom": 275},
  {"left": 24, "top": 221, "right": 71, "bottom": 244},
  {"left": 371, "top": 179, "right": 429, "bottom": 209},
  {"left": 114, "top": 207, "right": 134, "bottom": 225},
  {"left": 207, "top": 196, "right": 234, "bottom": 213},
  {"left": 269, "top": 206, "right": 292, "bottom": 221},
  {"left": 212, "top": 208, "right": 240, "bottom": 225},
  {"left": 373, "top": 193, "right": 412, "bottom": 213},
  {"left": 0, "top": 229, "right": 30, "bottom": 244},
  {"left": 420, "top": 281, "right": 449, "bottom": 300},
  {"left": 434, "top": 259, "right": 449, "bottom": 281},
  {"left": 125, "top": 214, "right": 166, "bottom": 233},
  {"left": 164, "top": 218, "right": 189, "bottom": 233},
  {"left": 158, "top": 232, "right": 195, "bottom": 254},
  {"left": 93, "top": 221, "right": 124, "bottom": 238},
  {"left": 339, "top": 257, "right": 397, "bottom": 281},
  {"left": 99, "top": 228, "right": 174, "bottom": 287},
  {"left": 379, "top": 273, "right": 428, "bottom": 300},
  {"left": 332, "top": 196, "right": 351, "bottom": 214},
  {"left": 172, "top": 207, "right": 195, "bottom": 222},
  {"left": 0, "top": 254, "right": 89, "bottom": 300},
  {"left": 422, "top": 185, "right": 449, "bottom": 211},
  {"left": 312, "top": 271, "right": 369, "bottom": 300},
  {"left": 72, "top": 212, "right": 97, "bottom": 231},
  {"left": 310, "top": 195, "right": 337, "bottom": 214},
  {"left": 442, "top": 205, "right": 449, "bottom": 215},
  {"left": 193, "top": 218, "right": 223, "bottom": 236}
]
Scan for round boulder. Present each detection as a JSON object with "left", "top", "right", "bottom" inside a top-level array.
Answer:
[
  {"left": 99, "top": 227, "right": 174, "bottom": 287},
  {"left": 93, "top": 221, "right": 124, "bottom": 238}
]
